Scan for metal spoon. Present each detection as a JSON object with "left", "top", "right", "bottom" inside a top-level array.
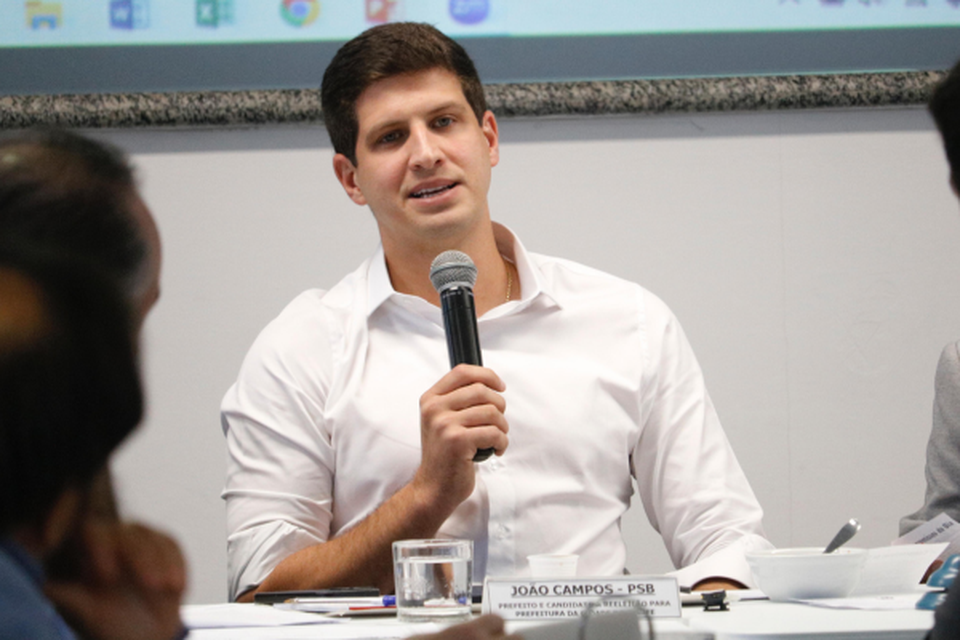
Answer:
[{"left": 824, "top": 518, "right": 861, "bottom": 554}]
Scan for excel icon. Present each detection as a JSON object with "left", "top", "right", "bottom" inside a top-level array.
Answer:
[{"left": 197, "top": 0, "right": 234, "bottom": 27}]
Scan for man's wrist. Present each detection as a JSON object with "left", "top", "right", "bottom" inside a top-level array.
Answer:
[{"left": 402, "top": 476, "right": 460, "bottom": 530}]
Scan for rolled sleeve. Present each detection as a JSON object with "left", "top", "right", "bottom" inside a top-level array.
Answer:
[
  {"left": 221, "top": 292, "right": 336, "bottom": 601},
  {"left": 632, "top": 292, "right": 770, "bottom": 584}
]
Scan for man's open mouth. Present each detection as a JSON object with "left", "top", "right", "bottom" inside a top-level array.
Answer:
[{"left": 410, "top": 183, "right": 457, "bottom": 199}]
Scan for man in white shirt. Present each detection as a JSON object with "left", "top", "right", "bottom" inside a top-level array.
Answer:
[{"left": 221, "top": 22, "right": 771, "bottom": 603}]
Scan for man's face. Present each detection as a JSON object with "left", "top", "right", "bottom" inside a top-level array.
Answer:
[{"left": 333, "top": 68, "right": 499, "bottom": 255}]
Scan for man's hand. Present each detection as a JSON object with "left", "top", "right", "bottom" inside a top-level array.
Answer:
[
  {"left": 238, "top": 365, "right": 510, "bottom": 598},
  {"left": 46, "top": 521, "right": 187, "bottom": 640},
  {"left": 414, "top": 364, "right": 510, "bottom": 509},
  {"left": 410, "top": 614, "right": 523, "bottom": 640}
]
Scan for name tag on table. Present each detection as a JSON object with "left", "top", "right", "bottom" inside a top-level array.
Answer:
[{"left": 481, "top": 576, "right": 681, "bottom": 621}]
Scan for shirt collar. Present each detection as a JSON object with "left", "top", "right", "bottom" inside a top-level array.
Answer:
[
  {"left": 366, "top": 244, "right": 396, "bottom": 317},
  {"left": 365, "top": 222, "right": 562, "bottom": 318}
]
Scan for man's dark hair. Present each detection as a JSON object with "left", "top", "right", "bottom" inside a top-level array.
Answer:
[
  {"left": 930, "top": 59, "right": 960, "bottom": 187},
  {"left": 0, "top": 247, "right": 142, "bottom": 533},
  {"left": 320, "top": 22, "right": 487, "bottom": 165},
  {"left": 0, "top": 129, "right": 147, "bottom": 297}
]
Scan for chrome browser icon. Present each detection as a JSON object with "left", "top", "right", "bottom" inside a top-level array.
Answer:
[{"left": 281, "top": 0, "right": 319, "bottom": 26}]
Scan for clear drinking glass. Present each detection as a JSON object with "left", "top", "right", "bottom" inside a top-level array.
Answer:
[{"left": 392, "top": 538, "right": 473, "bottom": 623}]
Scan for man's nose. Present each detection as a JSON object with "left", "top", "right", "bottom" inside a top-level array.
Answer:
[{"left": 408, "top": 125, "right": 443, "bottom": 171}]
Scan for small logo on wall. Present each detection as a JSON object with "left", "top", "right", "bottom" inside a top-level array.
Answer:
[
  {"left": 197, "top": 0, "right": 235, "bottom": 27},
  {"left": 25, "top": 1, "right": 62, "bottom": 29},
  {"left": 366, "top": 0, "right": 401, "bottom": 24},
  {"left": 281, "top": 0, "right": 320, "bottom": 27},
  {"left": 449, "top": 0, "right": 488, "bottom": 24},
  {"left": 111, "top": 0, "right": 149, "bottom": 29}
]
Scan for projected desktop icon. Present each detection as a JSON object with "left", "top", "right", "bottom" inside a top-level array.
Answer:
[
  {"left": 281, "top": 0, "right": 320, "bottom": 27},
  {"left": 366, "top": 0, "right": 401, "bottom": 24},
  {"left": 111, "top": 0, "right": 149, "bottom": 29},
  {"left": 449, "top": 0, "right": 488, "bottom": 25},
  {"left": 25, "top": 1, "right": 61, "bottom": 30},
  {"left": 197, "top": 0, "right": 234, "bottom": 27}
]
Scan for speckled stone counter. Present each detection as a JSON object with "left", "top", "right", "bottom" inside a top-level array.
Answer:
[{"left": 0, "top": 71, "right": 944, "bottom": 130}]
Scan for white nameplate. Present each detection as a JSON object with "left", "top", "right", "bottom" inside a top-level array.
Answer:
[{"left": 481, "top": 576, "right": 681, "bottom": 621}]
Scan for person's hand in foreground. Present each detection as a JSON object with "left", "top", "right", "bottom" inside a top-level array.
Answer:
[
  {"left": 410, "top": 614, "right": 524, "bottom": 640},
  {"left": 46, "top": 520, "right": 187, "bottom": 640}
]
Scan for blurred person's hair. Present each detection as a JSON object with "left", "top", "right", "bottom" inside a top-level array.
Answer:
[
  {"left": 0, "top": 129, "right": 149, "bottom": 299},
  {"left": 0, "top": 246, "right": 142, "bottom": 534},
  {"left": 930, "top": 59, "right": 960, "bottom": 187},
  {"left": 321, "top": 22, "right": 487, "bottom": 165}
]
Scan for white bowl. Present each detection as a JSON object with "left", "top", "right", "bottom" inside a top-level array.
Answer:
[{"left": 746, "top": 547, "right": 868, "bottom": 601}]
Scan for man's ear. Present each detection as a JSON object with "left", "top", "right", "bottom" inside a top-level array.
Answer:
[
  {"left": 333, "top": 154, "right": 368, "bottom": 206},
  {"left": 481, "top": 110, "right": 500, "bottom": 169}
]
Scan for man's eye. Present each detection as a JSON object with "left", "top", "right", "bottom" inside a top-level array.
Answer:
[
  {"left": 378, "top": 131, "right": 403, "bottom": 145},
  {"left": 434, "top": 116, "right": 453, "bottom": 128}
]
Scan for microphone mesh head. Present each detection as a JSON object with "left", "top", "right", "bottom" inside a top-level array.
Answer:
[{"left": 430, "top": 250, "right": 477, "bottom": 293}]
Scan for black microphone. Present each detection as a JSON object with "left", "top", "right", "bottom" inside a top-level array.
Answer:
[{"left": 429, "top": 250, "right": 494, "bottom": 462}]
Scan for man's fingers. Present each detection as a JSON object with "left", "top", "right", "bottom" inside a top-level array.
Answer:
[
  {"left": 463, "top": 425, "right": 510, "bottom": 458},
  {"left": 414, "top": 613, "right": 515, "bottom": 640},
  {"left": 434, "top": 402, "right": 509, "bottom": 432},
  {"left": 45, "top": 580, "right": 98, "bottom": 617},
  {"left": 121, "top": 524, "right": 188, "bottom": 593},
  {"left": 427, "top": 364, "right": 506, "bottom": 396},
  {"left": 81, "top": 521, "right": 121, "bottom": 584},
  {"left": 446, "top": 382, "right": 507, "bottom": 414},
  {"left": 469, "top": 613, "right": 507, "bottom": 633}
]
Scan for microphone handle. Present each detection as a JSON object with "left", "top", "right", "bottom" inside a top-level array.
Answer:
[{"left": 440, "top": 286, "right": 494, "bottom": 462}]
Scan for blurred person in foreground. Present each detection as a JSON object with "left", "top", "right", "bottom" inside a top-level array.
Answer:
[
  {"left": 0, "top": 129, "right": 518, "bottom": 640},
  {"left": 0, "top": 128, "right": 162, "bottom": 521},
  {"left": 0, "top": 248, "right": 186, "bottom": 639},
  {"left": 0, "top": 129, "right": 161, "bottom": 327}
]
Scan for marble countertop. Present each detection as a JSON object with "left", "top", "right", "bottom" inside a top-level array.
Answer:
[{"left": 0, "top": 71, "right": 943, "bottom": 130}]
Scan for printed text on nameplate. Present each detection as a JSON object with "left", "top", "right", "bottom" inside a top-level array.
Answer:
[{"left": 481, "top": 576, "right": 681, "bottom": 620}]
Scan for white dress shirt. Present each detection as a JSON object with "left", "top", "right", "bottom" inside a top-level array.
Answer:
[{"left": 221, "top": 224, "right": 771, "bottom": 600}]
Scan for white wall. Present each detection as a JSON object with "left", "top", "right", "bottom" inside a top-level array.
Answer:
[{"left": 96, "top": 104, "right": 960, "bottom": 604}]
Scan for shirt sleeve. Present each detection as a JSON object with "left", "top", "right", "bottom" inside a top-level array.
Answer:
[
  {"left": 630, "top": 290, "right": 772, "bottom": 589},
  {"left": 220, "top": 293, "right": 337, "bottom": 601},
  {"left": 901, "top": 341, "right": 960, "bottom": 536}
]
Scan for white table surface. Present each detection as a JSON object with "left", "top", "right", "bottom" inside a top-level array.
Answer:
[
  {"left": 681, "top": 599, "right": 934, "bottom": 640},
  {"left": 183, "top": 598, "right": 937, "bottom": 640}
]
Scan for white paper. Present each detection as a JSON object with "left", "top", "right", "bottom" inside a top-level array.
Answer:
[
  {"left": 181, "top": 603, "right": 344, "bottom": 629},
  {"left": 186, "top": 621, "right": 441, "bottom": 639},
  {"left": 895, "top": 512, "right": 960, "bottom": 560},
  {"left": 850, "top": 543, "right": 948, "bottom": 596},
  {"left": 795, "top": 591, "right": 932, "bottom": 611}
]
